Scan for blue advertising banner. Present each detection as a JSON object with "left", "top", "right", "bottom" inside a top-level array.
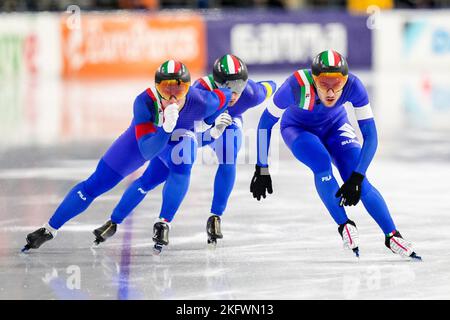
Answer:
[{"left": 205, "top": 10, "right": 372, "bottom": 72}]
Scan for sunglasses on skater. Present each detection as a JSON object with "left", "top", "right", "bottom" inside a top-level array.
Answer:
[
  {"left": 216, "top": 79, "right": 247, "bottom": 95},
  {"left": 312, "top": 73, "right": 348, "bottom": 94},
  {"left": 156, "top": 79, "right": 190, "bottom": 101}
]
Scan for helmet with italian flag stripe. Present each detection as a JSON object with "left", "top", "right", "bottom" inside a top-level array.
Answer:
[
  {"left": 213, "top": 54, "right": 248, "bottom": 94},
  {"left": 311, "top": 50, "right": 348, "bottom": 93},
  {"left": 155, "top": 60, "right": 191, "bottom": 100}
]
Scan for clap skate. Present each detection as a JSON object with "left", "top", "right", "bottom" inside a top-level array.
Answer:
[
  {"left": 338, "top": 219, "right": 360, "bottom": 258},
  {"left": 22, "top": 225, "right": 56, "bottom": 252},
  {"left": 206, "top": 215, "right": 223, "bottom": 247},
  {"left": 153, "top": 220, "right": 170, "bottom": 255},
  {"left": 93, "top": 220, "right": 117, "bottom": 245},
  {"left": 385, "top": 231, "right": 422, "bottom": 261}
]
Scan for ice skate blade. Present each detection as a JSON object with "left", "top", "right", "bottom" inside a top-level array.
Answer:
[
  {"left": 352, "top": 247, "right": 360, "bottom": 258},
  {"left": 153, "top": 244, "right": 163, "bottom": 255},
  {"left": 93, "top": 238, "right": 103, "bottom": 246},
  {"left": 409, "top": 252, "right": 422, "bottom": 261},
  {"left": 21, "top": 244, "right": 31, "bottom": 253},
  {"left": 207, "top": 239, "right": 217, "bottom": 249}
]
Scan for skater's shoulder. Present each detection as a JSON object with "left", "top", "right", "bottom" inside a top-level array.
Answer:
[
  {"left": 133, "top": 88, "right": 162, "bottom": 123},
  {"left": 193, "top": 74, "right": 217, "bottom": 91},
  {"left": 290, "top": 69, "right": 314, "bottom": 88},
  {"left": 343, "top": 73, "right": 369, "bottom": 106}
]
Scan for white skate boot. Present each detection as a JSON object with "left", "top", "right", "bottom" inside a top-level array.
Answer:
[
  {"left": 338, "top": 219, "right": 360, "bottom": 258},
  {"left": 385, "top": 231, "right": 422, "bottom": 260}
]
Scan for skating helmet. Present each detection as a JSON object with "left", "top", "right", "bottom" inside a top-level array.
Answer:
[
  {"left": 155, "top": 60, "right": 191, "bottom": 100},
  {"left": 311, "top": 49, "right": 348, "bottom": 93},
  {"left": 213, "top": 54, "right": 248, "bottom": 94}
]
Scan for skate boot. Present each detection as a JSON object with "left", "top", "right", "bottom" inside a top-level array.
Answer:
[
  {"left": 338, "top": 219, "right": 360, "bottom": 258},
  {"left": 206, "top": 215, "right": 223, "bottom": 247},
  {"left": 152, "top": 219, "right": 170, "bottom": 255},
  {"left": 93, "top": 220, "right": 117, "bottom": 245},
  {"left": 385, "top": 231, "right": 422, "bottom": 260},
  {"left": 22, "top": 224, "right": 56, "bottom": 252}
]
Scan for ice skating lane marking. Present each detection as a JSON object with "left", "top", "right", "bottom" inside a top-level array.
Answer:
[{"left": 118, "top": 217, "right": 133, "bottom": 300}]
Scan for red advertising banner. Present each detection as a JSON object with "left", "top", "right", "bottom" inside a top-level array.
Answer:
[{"left": 61, "top": 12, "right": 206, "bottom": 78}]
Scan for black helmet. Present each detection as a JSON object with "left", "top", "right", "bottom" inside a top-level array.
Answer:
[
  {"left": 311, "top": 49, "right": 348, "bottom": 77},
  {"left": 213, "top": 54, "right": 248, "bottom": 84},
  {"left": 155, "top": 60, "right": 190, "bottom": 84}
]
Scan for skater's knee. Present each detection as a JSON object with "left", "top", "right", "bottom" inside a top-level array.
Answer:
[
  {"left": 360, "top": 178, "right": 375, "bottom": 197},
  {"left": 84, "top": 160, "right": 123, "bottom": 197},
  {"left": 170, "top": 163, "right": 193, "bottom": 175},
  {"left": 79, "top": 181, "right": 97, "bottom": 199},
  {"left": 314, "top": 169, "right": 335, "bottom": 184},
  {"left": 291, "top": 141, "right": 331, "bottom": 174},
  {"left": 83, "top": 177, "right": 110, "bottom": 198},
  {"left": 139, "top": 177, "right": 153, "bottom": 192}
]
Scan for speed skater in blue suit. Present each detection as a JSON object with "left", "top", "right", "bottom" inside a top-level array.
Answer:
[
  {"left": 22, "top": 60, "right": 231, "bottom": 252},
  {"left": 251, "top": 50, "right": 421, "bottom": 260},
  {"left": 92, "top": 54, "right": 276, "bottom": 250}
]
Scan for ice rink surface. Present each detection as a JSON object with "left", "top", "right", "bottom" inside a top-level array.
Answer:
[{"left": 0, "top": 72, "right": 449, "bottom": 300}]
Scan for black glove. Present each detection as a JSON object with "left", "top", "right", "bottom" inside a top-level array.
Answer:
[
  {"left": 250, "top": 165, "right": 273, "bottom": 201},
  {"left": 335, "top": 172, "right": 365, "bottom": 206}
]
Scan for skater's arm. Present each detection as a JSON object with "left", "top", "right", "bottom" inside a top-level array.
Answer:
[
  {"left": 255, "top": 80, "right": 277, "bottom": 105},
  {"left": 355, "top": 117, "right": 378, "bottom": 175},
  {"left": 350, "top": 76, "right": 377, "bottom": 175},
  {"left": 202, "top": 88, "right": 232, "bottom": 118},
  {"left": 133, "top": 92, "right": 171, "bottom": 160},
  {"left": 234, "top": 79, "right": 277, "bottom": 110},
  {"left": 256, "top": 79, "right": 291, "bottom": 167},
  {"left": 199, "top": 111, "right": 233, "bottom": 145},
  {"left": 137, "top": 128, "right": 171, "bottom": 160},
  {"left": 189, "top": 87, "right": 231, "bottom": 145}
]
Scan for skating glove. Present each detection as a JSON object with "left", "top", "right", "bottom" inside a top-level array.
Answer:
[
  {"left": 162, "top": 104, "right": 179, "bottom": 133},
  {"left": 210, "top": 112, "right": 233, "bottom": 139},
  {"left": 335, "top": 171, "right": 365, "bottom": 206},
  {"left": 250, "top": 165, "right": 273, "bottom": 201}
]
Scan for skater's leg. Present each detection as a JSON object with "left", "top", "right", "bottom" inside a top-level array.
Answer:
[
  {"left": 331, "top": 147, "right": 397, "bottom": 235},
  {"left": 158, "top": 134, "right": 197, "bottom": 222},
  {"left": 49, "top": 124, "right": 147, "bottom": 230},
  {"left": 210, "top": 123, "right": 242, "bottom": 216},
  {"left": 110, "top": 157, "right": 169, "bottom": 224},
  {"left": 281, "top": 126, "right": 348, "bottom": 225},
  {"left": 48, "top": 159, "right": 123, "bottom": 230},
  {"left": 159, "top": 165, "right": 192, "bottom": 222}
]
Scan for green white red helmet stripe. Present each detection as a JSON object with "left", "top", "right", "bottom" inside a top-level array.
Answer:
[
  {"left": 221, "top": 54, "right": 241, "bottom": 74},
  {"left": 160, "top": 60, "right": 182, "bottom": 74},
  {"left": 294, "top": 69, "right": 315, "bottom": 111},
  {"left": 320, "top": 50, "right": 341, "bottom": 67}
]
